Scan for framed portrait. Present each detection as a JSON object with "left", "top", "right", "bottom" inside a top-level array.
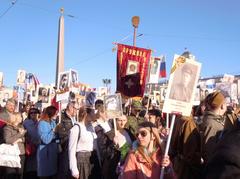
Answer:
[
  {"left": 98, "top": 87, "right": 108, "bottom": 97},
  {"left": 149, "top": 57, "right": 161, "bottom": 83},
  {"left": 126, "top": 60, "right": 139, "bottom": 75},
  {"left": 0, "top": 72, "right": 3, "bottom": 87},
  {"left": 104, "top": 93, "right": 123, "bottom": 119},
  {"left": 163, "top": 54, "right": 201, "bottom": 116},
  {"left": 153, "top": 90, "right": 161, "bottom": 105},
  {"left": 37, "top": 86, "right": 50, "bottom": 103},
  {"left": 70, "top": 69, "right": 78, "bottom": 87},
  {"left": 58, "top": 71, "right": 70, "bottom": 91},
  {"left": 0, "top": 88, "right": 13, "bottom": 106},
  {"left": 17, "top": 70, "right": 26, "bottom": 85}
]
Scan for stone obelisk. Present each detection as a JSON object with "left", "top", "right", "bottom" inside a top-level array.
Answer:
[{"left": 55, "top": 8, "right": 65, "bottom": 87}]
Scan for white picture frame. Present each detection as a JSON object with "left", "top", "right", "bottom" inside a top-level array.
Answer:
[
  {"left": 104, "top": 93, "right": 123, "bottom": 119},
  {"left": 126, "top": 60, "right": 139, "bottom": 75},
  {"left": 163, "top": 54, "right": 201, "bottom": 116},
  {"left": 58, "top": 71, "right": 70, "bottom": 91}
]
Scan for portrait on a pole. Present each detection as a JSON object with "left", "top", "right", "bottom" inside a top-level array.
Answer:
[
  {"left": 70, "top": 69, "right": 78, "bottom": 87},
  {"left": 58, "top": 71, "right": 70, "bottom": 91},
  {"left": 17, "top": 70, "right": 26, "bottom": 85},
  {"left": 163, "top": 54, "right": 201, "bottom": 116},
  {"left": 104, "top": 93, "right": 123, "bottom": 119}
]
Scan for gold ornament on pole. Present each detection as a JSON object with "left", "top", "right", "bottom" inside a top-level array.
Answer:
[{"left": 131, "top": 16, "right": 140, "bottom": 46}]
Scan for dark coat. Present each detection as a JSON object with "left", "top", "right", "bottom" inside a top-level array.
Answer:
[
  {"left": 94, "top": 124, "right": 135, "bottom": 179},
  {"left": 204, "top": 128, "right": 240, "bottom": 179},
  {"left": 57, "top": 111, "right": 74, "bottom": 151},
  {"left": 170, "top": 116, "right": 202, "bottom": 179},
  {"left": 201, "top": 111, "right": 224, "bottom": 164}
]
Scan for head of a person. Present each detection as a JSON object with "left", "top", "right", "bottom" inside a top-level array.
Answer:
[
  {"left": 148, "top": 109, "right": 162, "bottom": 126},
  {"left": 41, "top": 106, "right": 58, "bottom": 121},
  {"left": 131, "top": 100, "right": 142, "bottom": 115},
  {"left": 27, "top": 107, "right": 40, "bottom": 121},
  {"left": 129, "top": 64, "right": 136, "bottom": 72},
  {"left": 205, "top": 91, "right": 227, "bottom": 115},
  {"left": 9, "top": 112, "right": 22, "bottom": 126},
  {"left": 66, "top": 101, "right": 78, "bottom": 118},
  {"left": 5, "top": 98, "right": 16, "bottom": 113},
  {"left": 136, "top": 121, "right": 161, "bottom": 149},
  {"left": 181, "top": 64, "right": 193, "bottom": 87},
  {"left": 78, "top": 106, "right": 95, "bottom": 123},
  {"left": 142, "top": 96, "right": 151, "bottom": 108},
  {"left": 95, "top": 99, "right": 104, "bottom": 111},
  {"left": 41, "top": 88, "right": 48, "bottom": 96},
  {"left": 116, "top": 115, "right": 128, "bottom": 130}
]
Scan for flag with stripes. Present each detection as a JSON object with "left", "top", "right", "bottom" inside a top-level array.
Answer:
[{"left": 159, "top": 57, "right": 166, "bottom": 78}]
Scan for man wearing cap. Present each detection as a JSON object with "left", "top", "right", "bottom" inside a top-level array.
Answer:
[
  {"left": 201, "top": 91, "right": 227, "bottom": 165},
  {"left": 169, "top": 63, "right": 194, "bottom": 102},
  {"left": 125, "top": 100, "right": 145, "bottom": 135},
  {"left": 56, "top": 101, "right": 78, "bottom": 179}
]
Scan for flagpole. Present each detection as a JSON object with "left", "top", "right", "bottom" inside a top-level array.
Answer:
[{"left": 160, "top": 114, "right": 176, "bottom": 179}]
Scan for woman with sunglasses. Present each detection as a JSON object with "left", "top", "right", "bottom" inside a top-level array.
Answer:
[{"left": 122, "top": 121, "right": 176, "bottom": 179}]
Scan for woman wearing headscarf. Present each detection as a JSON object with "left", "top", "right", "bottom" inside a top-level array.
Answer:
[
  {"left": 37, "top": 106, "right": 58, "bottom": 179},
  {"left": 122, "top": 121, "right": 176, "bottom": 179}
]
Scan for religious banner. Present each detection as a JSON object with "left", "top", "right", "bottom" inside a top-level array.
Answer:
[
  {"left": 163, "top": 54, "right": 201, "bottom": 116},
  {"left": 116, "top": 44, "right": 151, "bottom": 97}
]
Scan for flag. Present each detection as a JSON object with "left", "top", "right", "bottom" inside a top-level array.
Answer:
[
  {"left": 32, "top": 74, "right": 40, "bottom": 89},
  {"left": 159, "top": 57, "right": 166, "bottom": 78},
  {"left": 116, "top": 44, "right": 151, "bottom": 97}
]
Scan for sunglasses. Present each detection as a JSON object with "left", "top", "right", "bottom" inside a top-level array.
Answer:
[{"left": 136, "top": 130, "right": 148, "bottom": 138}]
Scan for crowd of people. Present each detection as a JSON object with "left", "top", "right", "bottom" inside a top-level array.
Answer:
[{"left": 0, "top": 90, "right": 240, "bottom": 179}]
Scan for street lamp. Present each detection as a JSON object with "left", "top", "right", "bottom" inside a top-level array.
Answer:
[
  {"left": 131, "top": 16, "right": 140, "bottom": 46},
  {"left": 102, "top": 79, "right": 111, "bottom": 94}
]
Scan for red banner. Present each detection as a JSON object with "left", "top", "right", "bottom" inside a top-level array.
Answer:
[{"left": 117, "top": 44, "right": 151, "bottom": 97}]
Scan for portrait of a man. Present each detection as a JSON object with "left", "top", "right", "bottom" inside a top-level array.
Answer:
[
  {"left": 150, "top": 60, "right": 159, "bottom": 75},
  {"left": 17, "top": 70, "right": 26, "bottom": 85},
  {"left": 126, "top": 60, "right": 139, "bottom": 75},
  {"left": 38, "top": 87, "right": 49, "bottom": 103},
  {"left": 71, "top": 70, "right": 78, "bottom": 86},
  {"left": 58, "top": 72, "right": 69, "bottom": 91},
  {"left": 104, "top": 94, "right": 123, "bottom": 118},
  {"left": 169, "top": 63, "right": 197, "bottom": 102}
]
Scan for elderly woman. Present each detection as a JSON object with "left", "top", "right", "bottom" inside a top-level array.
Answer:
[
  {"left": 122, "top": 121, "right": 176, "bottom": 179},
  {"left": 68, "top": 106, "right": 101, "bottom": 179},
  {"left": 37, "top": 106, "right": 58, "bottom": 179},
  {"left": 3, "top": 113, "right": 26, "bottom": 179}
]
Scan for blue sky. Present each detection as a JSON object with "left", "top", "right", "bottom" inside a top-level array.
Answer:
[{"left": 1, "top": 0, "right": 240, "bottom": 91}]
